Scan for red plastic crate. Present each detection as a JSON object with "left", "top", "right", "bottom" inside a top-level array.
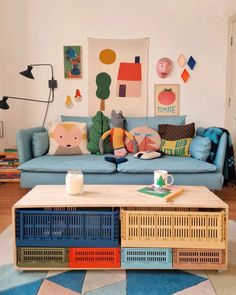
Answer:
[{"left": 69, "top": 248, "right": 120, "bottom": 268}]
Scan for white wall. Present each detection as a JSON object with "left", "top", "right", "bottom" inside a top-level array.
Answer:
[{"left": 1, "top": 0, "right": 236, "bottom": 148}]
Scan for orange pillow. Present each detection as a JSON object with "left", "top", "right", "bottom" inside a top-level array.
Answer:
[{"left": 125, "top": 126, "right": 161, "bottom": 153}]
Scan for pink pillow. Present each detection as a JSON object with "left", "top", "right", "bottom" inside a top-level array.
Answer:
[{"left": 125, "top": 126, "right": 161, "bottom": 153}]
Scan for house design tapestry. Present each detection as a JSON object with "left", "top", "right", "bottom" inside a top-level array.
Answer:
[{"left": 88, "top": 38, "right": 149, "bottom": 117}]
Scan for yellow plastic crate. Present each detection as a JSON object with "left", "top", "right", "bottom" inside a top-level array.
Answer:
[{"left": 121, "top": 209, "right": 226, "bottom": 248}]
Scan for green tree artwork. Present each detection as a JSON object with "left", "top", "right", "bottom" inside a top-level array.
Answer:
[
  {"left": 156, "top": 175, "right": 165, "bottom": 188},
  {"left": 87, "top": 111, "right": 113, "bottom": 154},
  {"left": 96, "top": 72, "right": 111, "bottom": 111}
]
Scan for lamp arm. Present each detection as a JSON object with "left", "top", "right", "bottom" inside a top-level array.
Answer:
[
  {"left": 3, "top": 95, "right": 54, "bottom": 104},
  {"left": 29, "top": 63, "right": 55, "bottom": 79}
]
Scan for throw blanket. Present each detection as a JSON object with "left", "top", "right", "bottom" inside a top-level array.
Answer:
[{"left": 203, "top": 127, "right": 236, "bottom": 186}]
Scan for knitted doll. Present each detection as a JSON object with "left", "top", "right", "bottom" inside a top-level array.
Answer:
[{"left": 99, "top": 110, "right": 138, "bottom": 164}]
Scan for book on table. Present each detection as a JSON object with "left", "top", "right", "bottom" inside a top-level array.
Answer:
[{"left": 138, "top": 185, "right": 184, "bottom": 201}]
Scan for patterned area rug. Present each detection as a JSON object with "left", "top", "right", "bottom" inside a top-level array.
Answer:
[{"left": 0, "top": 221, "right": 235, "bottom": 295}]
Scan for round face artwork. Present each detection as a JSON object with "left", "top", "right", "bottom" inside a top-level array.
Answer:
[
  {"left": 54, "top": 124, "right": 82, "bottom": 148},
  {"left": 156, "top": 58, "right": 172, "bottom": 78}
]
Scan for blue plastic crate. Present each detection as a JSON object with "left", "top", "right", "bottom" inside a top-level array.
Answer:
[
  {"left": 121, "top": 248, "right": 172, "bottom": 269},
  {"left": 16, "top": 208, "right": 119, "bottom": 247}
]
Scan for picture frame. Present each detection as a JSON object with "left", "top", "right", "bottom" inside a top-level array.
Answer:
[
  {"left": 0, "top": 121, "right": 3, "bottom": 138},
  {"left": 155, "top": 84, "right": 179, "bottom": 116},
  {"left": 64, "top": 46, "right": 82, "bottom": 79}
]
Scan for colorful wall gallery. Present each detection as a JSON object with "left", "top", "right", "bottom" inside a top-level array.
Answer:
[{"left": 0, "top": 0, "right": 236, "bottom": 148}]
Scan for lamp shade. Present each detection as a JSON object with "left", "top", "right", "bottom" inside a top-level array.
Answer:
[
  {"left": 0, "top": 96, "right": 9, "bottom": 109},
  {"left": 19, "top": 65, "right": 34, "bottom": 79}
]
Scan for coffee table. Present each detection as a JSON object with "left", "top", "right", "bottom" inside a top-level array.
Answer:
[{"left": 13, "top": 185, "right": 228, "bottom": 271}]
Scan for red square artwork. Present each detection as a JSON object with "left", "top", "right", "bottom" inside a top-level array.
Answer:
[{"left": 181, "top": 69, "right": 190, "bottom": 83}]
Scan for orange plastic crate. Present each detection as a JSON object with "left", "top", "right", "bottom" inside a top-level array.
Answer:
[
  {"left": 173, "top": 248, "right": 226, "bottom": 270},
  {"left": 69, "top": 248, "right": 120, "bottom": 268}
]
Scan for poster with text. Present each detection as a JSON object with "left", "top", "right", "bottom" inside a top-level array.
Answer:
[{"left": 155, "top": 84, "right": 179, "bottom": 116}]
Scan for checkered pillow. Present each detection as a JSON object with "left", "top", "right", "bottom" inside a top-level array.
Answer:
[{"left": 158, "top": 123, "right": 195, "bottom": 140}]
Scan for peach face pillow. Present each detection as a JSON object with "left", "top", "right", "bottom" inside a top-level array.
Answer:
[
  {"left": 125, "top": 125, "right": 161, "bottom": 153},
  {"left": 48, "top": 122, "right": 90, "bottom": 155}
]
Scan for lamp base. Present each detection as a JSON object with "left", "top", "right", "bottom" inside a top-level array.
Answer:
[{"left": 48, "top": 79, "right": 57, "bottom": 89}]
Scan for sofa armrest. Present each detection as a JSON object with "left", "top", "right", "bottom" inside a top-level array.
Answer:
[
  {"left": 16, "top": 127, "right": 46, "bottom": 164},
  {"left": 196, "top": 127, "right": 227, "bottom": 173}
]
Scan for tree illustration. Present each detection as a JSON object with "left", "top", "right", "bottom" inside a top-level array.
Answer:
[
  {"left": 96, "top": 72, "right": 111, "bottom": 111},
  {"left": 156, "top": 175, "right": 165, "bottom": 188},
  {"left": 87, "top": 111, "right": 113, "bottom": 154}
]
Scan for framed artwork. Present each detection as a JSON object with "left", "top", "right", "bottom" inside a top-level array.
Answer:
[
  {"left": 155, "top": 84, "right": 179, "bottom": 116},
  {"left": 0, "top": 121, "right": 3, "bottom": 138},
  {"left": 64, "top": 46, "right": 82, "bottom": 78}
]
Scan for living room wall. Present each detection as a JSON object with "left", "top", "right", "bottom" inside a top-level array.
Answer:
[{"left": 1, "top": 0, "right": 236, "bottom": 148}]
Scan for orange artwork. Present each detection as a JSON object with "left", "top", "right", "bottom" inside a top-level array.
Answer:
[{"left": 181, "top": 69, "right": 190, "bottom": 83}]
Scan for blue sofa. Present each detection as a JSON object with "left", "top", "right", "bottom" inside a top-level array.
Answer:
[{"left": 16, "top": 115, "right": 227, "bottom": 190}]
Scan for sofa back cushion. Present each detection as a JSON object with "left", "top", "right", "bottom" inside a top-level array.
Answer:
[
  {"left": 61, "top": 115, "right": 186, "bottom": 135},
  {"left": 124, "top": 115, "right": 186, "bottom": 131},
  {"left": 32, "top": 132, "right": 49, "bottom": 157},
  {"left": 48, "top": 122, "right": 90, "bottom": 155}
]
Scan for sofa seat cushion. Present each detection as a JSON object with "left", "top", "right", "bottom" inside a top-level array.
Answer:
[
  {"left": 117, "top": 155, "right": 217, "bottom": 173},
  {"left": 18, "top": 154, "right": 116, "bottom": 173}
]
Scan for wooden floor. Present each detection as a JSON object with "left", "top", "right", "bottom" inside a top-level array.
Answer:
[{"left": 0, "top": 183, "right": 235, "bottom": 234}]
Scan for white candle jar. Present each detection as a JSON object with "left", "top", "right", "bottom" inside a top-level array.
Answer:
[{"left": 66, "top": 169, "right": 84, "bottom": 196}]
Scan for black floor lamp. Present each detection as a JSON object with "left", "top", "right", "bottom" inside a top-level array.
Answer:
[{"left": 0, "top": 64, "right": 57, "bottom": 126}]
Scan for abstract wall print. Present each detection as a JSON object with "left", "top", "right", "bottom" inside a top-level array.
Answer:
[
  {"left": 177, "top": 54, "right": 186, "bottom": 68},
  {"left": 64, "top": 46, "right": 81, "bottom": 78},
  {"left": 155, "top": 84, "right": 179, "bottom": 116},
  {"left": 88, "top": 38, "right": 149, "bottom": 117}
]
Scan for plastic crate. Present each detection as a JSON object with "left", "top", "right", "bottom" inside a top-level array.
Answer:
[
  {"left": 121, "top": 209, "right": 226, "bottom": 248},
  {"left": 121, "top": 248, "right": 172, "bottom": 269},
  {"left": 17, "top": 247, "right": 68, "bottom": 268},
  {"left": 16, "top": 208, "right": 119, "bottom": 247},
  {"left": 69, "top": 248, "right": 120, "bottom": 268},
  {"left": 173, "top": 248, "right": 226, "bottom": 270}
]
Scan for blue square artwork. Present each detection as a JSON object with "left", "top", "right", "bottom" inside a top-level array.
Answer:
[{"left": 187, "top": 56, "right": 196, "bottom": 70}]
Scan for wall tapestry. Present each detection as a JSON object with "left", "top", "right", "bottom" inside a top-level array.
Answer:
[
  {"left": 64, "top": 46, "right": 81, "bottom": 78},
  {"left": 88, "top": 38, "right": 149, "bottom": 117},
  {"left": 155, "top": 84, "right": 179, "bottom": 116}
]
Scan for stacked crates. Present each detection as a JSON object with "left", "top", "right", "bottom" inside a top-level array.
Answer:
[
  {"left": 16, "top": 207, "right": 120, "bottom": 268},
  {"left": 15, "top": 206, "right": 227, "bottom": 270},
  {"left": 120, "top": 207, "right": 227, "bottom": 269}
]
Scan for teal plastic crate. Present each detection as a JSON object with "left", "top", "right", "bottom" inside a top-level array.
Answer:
[{"left": 121, "top": 248, "right": 172, "bottom": 269}]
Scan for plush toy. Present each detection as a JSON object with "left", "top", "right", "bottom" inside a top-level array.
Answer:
[{"left": 99, "top": 110, "right": 138, "bottom": 164}]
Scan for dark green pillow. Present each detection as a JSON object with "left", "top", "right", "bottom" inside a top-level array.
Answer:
[{"left": 87, "top": 111, "right": 113, "bottom": 154}]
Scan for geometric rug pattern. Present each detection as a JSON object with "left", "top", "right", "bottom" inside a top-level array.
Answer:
[{"left": 1, "top": 220, "right": 236, "bottom": 295}]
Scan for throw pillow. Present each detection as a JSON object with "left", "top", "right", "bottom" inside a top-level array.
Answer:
[
  {"left": 158, "top": 122, "right": 195, "bottom": 140},
  {"left": 158, "top": 123, "right": 195, "bottom": 157},
  {"left": 125, "top": 126, "right": 161, "bottom": 153},
  {"left": 87, "top": 111, "right": 113, "bottom": 154},
  {"left": 134, "top": 151, "right": 162, "bottom": 160},
  {"left": 32, "top": 132, "right": 49, "bottom": 157},
  {"left": 48, "top": 122, "right": 90, "bottom": 155},
  {"left": 190, "top": 136, "right": 212, "bottom": 161},
  {"left": 160, "top": 138, "right": 192, "bottom": 156}
]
